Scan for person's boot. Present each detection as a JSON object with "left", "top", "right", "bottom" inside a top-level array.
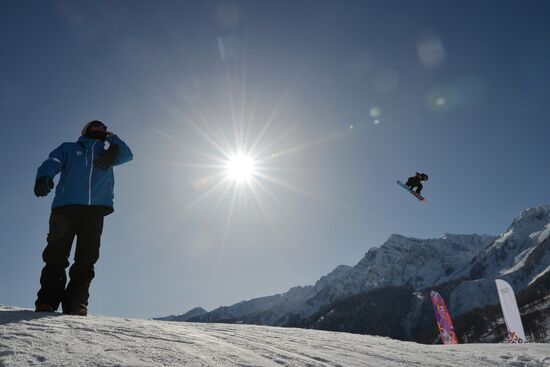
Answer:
[
  {"left": 35, "top": 303, "right": 55, "bottom": 312},
  {"left": 64, "top": 304, "right": 88, "bottom": 316}
]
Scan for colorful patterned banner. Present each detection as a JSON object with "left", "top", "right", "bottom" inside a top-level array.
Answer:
[{"left": 430, "top": 291, "right": 459, "bottom": 344}]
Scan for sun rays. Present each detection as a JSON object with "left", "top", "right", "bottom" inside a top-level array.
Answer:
[
  {"left": 139, "top": 65, "right": 368, "bottom": 245},
  {"left": 146, "top": 97, "right": 356, "bottom": 240}
]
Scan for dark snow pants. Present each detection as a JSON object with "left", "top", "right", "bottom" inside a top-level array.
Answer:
[
  {"left": 35, "top": 205, "right": 105, "bottom": 313},
  {"left": 405, "top": 178, "right": 423, "bottom": 194}
]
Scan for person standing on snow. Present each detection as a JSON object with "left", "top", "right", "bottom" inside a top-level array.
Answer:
[
  {"left": 33, "top": 120, "right": 133, "bottom": 316},
  {"left": 405, "top": 172, "right": 429, "bottom": 194}
]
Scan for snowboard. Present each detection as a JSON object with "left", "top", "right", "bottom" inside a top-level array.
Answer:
[{"left": 397, "top": 180, "right": 426, "bottom": 202}]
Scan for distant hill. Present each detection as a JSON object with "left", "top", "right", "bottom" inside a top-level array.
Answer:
[{"left": 154, "top": 306, "right": 207, "bottom": 322}]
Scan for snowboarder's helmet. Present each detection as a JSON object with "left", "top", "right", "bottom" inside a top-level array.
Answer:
[
  {"left": 420, "top": 173, "right": 429, "bottom": 180},
  {"left": 81, "top": 120, "right": 108, "bottom": 135}
]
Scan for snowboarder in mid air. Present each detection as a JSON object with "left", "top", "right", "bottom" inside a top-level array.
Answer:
[
  {"left": 405, "top": 172, "right": 429, "bottom": 194},
  {"left": 33, "top": 120, "right": 133, "bottom": 316}
]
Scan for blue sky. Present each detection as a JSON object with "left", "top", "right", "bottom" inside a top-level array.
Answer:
[{"left": 1, "top": 0, "right": 549, "bottom": 318}]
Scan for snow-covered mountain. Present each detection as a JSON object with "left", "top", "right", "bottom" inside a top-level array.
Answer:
[
  {"left": 154, "top": 306, "right": 207, "bottom": 322},
  {"left": 183, "top": 234, "right": 497, "bottom": 325},
  {"left": 1, "top": 306, "right": 549, "bottom": 367},
  {"left": 449, "top": 205, "right": 550, "bottom": 315},
  {"left": 470, "top": 205, "right": 550, "bottom": 280},
  {"left": 303, "top": 261, "right": 550, "bottom": 343},
  {"left": 166, "top": 205, "right": 550, "bottom": 335},
  {"left": 302, "top": 232, "right": 496, "bottom": 318}
]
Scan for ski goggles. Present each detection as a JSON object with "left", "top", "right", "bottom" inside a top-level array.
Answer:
[{"left": 88, "top": 120, "right": 108, "bottom": 131}]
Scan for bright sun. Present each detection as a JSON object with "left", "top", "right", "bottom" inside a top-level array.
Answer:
[{"left": 225, "top": 154, "right": 256, "bottom": 183}]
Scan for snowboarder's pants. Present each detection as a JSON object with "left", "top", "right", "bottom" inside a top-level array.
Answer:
[
  {"left": 405, "top": 179, "right": 423, "bottom": 194},
  {"left": 35, "top": 205, "right": 105, "bottom": 312}
]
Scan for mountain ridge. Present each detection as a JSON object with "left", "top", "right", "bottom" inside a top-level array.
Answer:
[{"left": 162, "top": 204, "right": 550, "bottom": 340}]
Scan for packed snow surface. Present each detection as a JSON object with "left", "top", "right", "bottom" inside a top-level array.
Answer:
[{"left": 1, "top": 306, "right": 549, "bottom": 367}]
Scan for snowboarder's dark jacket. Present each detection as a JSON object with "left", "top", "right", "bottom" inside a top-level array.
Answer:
[{"left": 36, "top": 135, "right": 133, "bottom": 214}]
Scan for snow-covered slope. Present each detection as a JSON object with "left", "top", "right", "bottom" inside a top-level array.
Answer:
[{"left": 1, "top": 306, "right": 549, "bottom": 367}]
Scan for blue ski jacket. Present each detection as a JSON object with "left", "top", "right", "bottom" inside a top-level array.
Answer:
[{"left": 36, "top": 135, "right": 133, "bottom": 214}]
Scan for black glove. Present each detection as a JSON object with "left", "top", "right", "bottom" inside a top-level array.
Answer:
[
  {"left": 94, "top": 144, "right": 119, "bottom": 170},
  {"left": 34, "top": 176, "right": 54, "bottom": 197}
]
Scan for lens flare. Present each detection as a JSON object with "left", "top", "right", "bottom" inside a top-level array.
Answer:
[
  {"left": 370, "top": 106, "right": 382, "bottom": 118},
  {"left": 417, "top": 30, "right": 446, "bottom": 68}
]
